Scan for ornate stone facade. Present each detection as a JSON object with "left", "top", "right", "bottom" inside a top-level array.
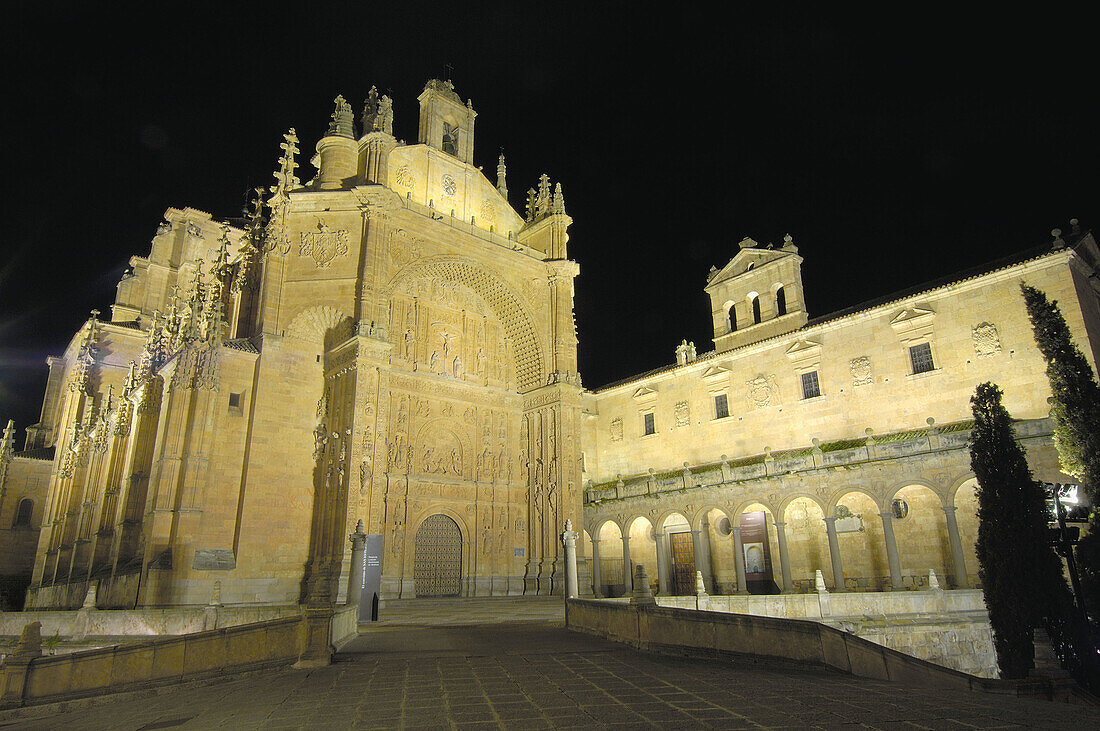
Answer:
[{"left": 2, "top": 79, "right": 584, "bottom": 609}]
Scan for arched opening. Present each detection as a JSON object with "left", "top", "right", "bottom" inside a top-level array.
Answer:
[
  {"left": 891, "top": 485, "right": 951, "bottom": 588},
  {"left": 413, "top": 514, "right": 462, "bottom": 597},
  {"left": 703, "top": 508, "right": 733, "bottom": 593},
  {"left": 12, "top": 498, "right": 33, "bottom": 528},
  {"left": 783, "top": 497, "right": 833, "bottom": 592},
  {"left": 954, "top": 480, "right": 980, "bottom": 588},
  {"left": 751, "top": 295, "right": 762, "bottom": 324},
  {"left": 595, "top": 521, "right": 624, "bottom": 597},
  {"left": 660, "top": 513, "right": 692, "bottom": 594},
  {"left": 628, "top": 516, "right": 658, "bottom": 595},
  {"left": 737, "top": 503, "right": 780, "bottom": 594},
  {"left": 776, "top": 286, "right": 787, "bottom": 317},
  {"left": 442, "top": 123, "right": 459, "bottom": 156},
  {"left": 728, "top": 304, "right": 737, "bottom": 332},
  {"left": 833, "top": 492, "right": 888, "bottom": 591}
]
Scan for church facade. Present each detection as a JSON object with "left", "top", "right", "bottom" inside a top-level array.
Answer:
[
  {"left": 1, "top": 79, "right": 1096, "bottom": 613},
  {"left": 1, "top": 80, "right": 585, "bottom": 610}
]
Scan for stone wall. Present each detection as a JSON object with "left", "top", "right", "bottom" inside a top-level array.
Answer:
[{"left": 655, "top": 588, "right": 996, "bottom": 677}]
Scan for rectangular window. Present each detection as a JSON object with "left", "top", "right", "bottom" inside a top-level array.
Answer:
[
  {"left": 909, "top": 342, "right": 935, "bottom": 374},
  {"left": 714, "top": 393, "right": 729, "bottom": 419},
  {"left": 228, "top": 392, "right": 242, "bottom": 409},
  {"left": 801, "top": 371, "right": 821, "bottom": 399},
  {"left": 643, "top": 412, "right": 656, "bottom": 436}
]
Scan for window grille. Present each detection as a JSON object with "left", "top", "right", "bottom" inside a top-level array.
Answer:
[
  {"left": 714, "top": 393, "right": 729, "bottom": 419},
  {"left": 643, "top": 412, "right": 655, "bottom": 436},
  {"left": 909, "top": 343, "right": 935, "bottom": 374},
  {"left": 801, "top": 371, "right": 821, "bottom": 399}
]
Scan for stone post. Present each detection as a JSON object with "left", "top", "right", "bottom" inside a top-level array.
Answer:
[
  {"left": 348, "top": 520, "right": 367, "bottom": 606},
  {"left": 773, "top": 520, "right": 794, "bottom": 593},
  {"left": 695, "top": 521, "right": 715, "bottom": 593},
  {"left": 561, "top": 520, "right": 579, "bottom": 599},
  {"left": 941, "top": 505, "right": 970, "bottom": 589},
  {"left": 879, "top": 511, "right": 904, "bottom": 590},
  {"left": 629, "top": 564, "right": 656, "bottom": 605},
  {"left": 823, "top": 516, "right": 845, "bottom": 592},
  {"left": 654, "top": 530, "right": 671, "bottom": 595},
  {"left": 0, "top": 622, "right": 42, "bottom": 709},
  {"left": 731, "top": 525, "right": 749, "bottom": 595},
  {"left": 620, "top": 534, "right": 633, "bottom": 593},
  {"left": 590, "top": 535, "right": 603, "bottom": 597}
]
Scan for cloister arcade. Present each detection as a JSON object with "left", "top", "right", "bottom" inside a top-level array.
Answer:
[{"left": 584, "top": 475, "right": 982, "bottom": 597}]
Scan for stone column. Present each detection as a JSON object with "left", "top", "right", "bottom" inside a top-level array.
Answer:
[
  {"left": 696, "top": 521, "right": 715, "bottom": 593},
  {"left": 561, "top": 520, "right": 579, "bottom": 599},
  {"left": 823, "top": 516, "right": 845, "bottom": 592},
  {"left": 654, "top": 530, "right": 671, "bottom": 595},
  {"left": 347, "top": 520, "right": 367, "bottom": 606},
  {"left": 731, "top": 525, "right": 748, "bottom": 595},
  {"left": 590, "top": 535, "right": 603, "bottom": 597},
  {"left": 621, "top": 534, "right": 633, "bottom": 593},
  {"left": 773, "top": 520, "right": 794, "bottom": 593},
  {"left": 942, "top": 505, "right": 970, "bottom": 589},
  {"left": 879, "top": 511, "right": 903, "bottom": 590}
]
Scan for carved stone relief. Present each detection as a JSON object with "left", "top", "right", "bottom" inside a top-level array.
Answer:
[
  {"left": 972, "top": 322, "right": 1001, "bottom": 357},
  {"left": 299, "top": 221, "right": 349, "bottom": 268},
  {"left": 395, "top": 165, "right": 414, "bottom": 189},
  {"left": 746, "top": 375, "right": 779, "bottom": 408},
  {"left": 850, "top": 356, "right": 873, "bottom": 386},
  {"left": 610, "top": 418, "right": 623, "bottom": 442},
  {"left": 674, "top": 401, "right": 690, "bottom": 426}
]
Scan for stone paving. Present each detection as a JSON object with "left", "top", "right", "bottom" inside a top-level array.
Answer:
[{"left": 2, "top": 600, "right": 1098, "bottom": 729}]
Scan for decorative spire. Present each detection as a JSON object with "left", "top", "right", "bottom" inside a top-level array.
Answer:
[
  {"left": 496, "top": 151, "right": 508, "bottom": 199},
  {"left": 0, "top": 418, "right": 14, "bottom": 489},
  {"left": 361, "top": 86, "right": 394, "bottom": 136},
  {"left": 327, "top": 95, "right": 355, "bottom": 139},
  {"left": 551, "top": 182, "right": 566, "bottom": 215},
  {"left": 536, "top": 174, "right": 552, "bottom": 217},
  {"left": 1051, "top": 227, "right": 1066, "bottom": 250},
  {"left": 68, "top": 310, "right": 101, "bottom": 394},
  {"left": 266, "top": 129, "right": 299, "bottom": 256},
  {"left": 235, "top": 188, "right": 264, "bottom": 292},
  {"left": 525, "top": 188, "right": 537, "bottom": 223},
  {"left": 361, "top": 86, "right": 379, "bottom": 133},
  {"left": 781, "top": 233, "right": 798, "bottom": 253}
]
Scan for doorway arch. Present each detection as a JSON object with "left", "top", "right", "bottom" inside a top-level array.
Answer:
[{"left": 413, "top": 513, "right": 463, "bottom": 597}]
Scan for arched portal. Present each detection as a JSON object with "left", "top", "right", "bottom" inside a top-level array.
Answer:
[
  {"left": 892, "top": 485, "right": 951, "bottom": 588},
  {"left": 834, "top": 491, "right": 887, "bottom": 591},
  {"left": 737, "top": 502, "right": 780, "bottom": 594},
  {"left": 661, "top": 513, "right": 692, "bottom": 595},
  {"left": 413, "top": 514, "right": 463, "bottom": 597},
  {"left": 628, "top": 516, "right": 658, "bottom": 594},
  {"left": 704, "top": 508, "right": 733, "bottom": 593},
  {"left": 783, "top": 497, "right": 832, "bottom": 591},
  {"left": 595, "top": 521, "right": 624, "bottom": 597},
  {"left": 954, "top": 479, "right": 980, "bottom": 587}
]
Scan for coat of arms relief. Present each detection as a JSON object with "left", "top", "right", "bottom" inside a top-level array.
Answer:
[{"left": 299, "top": 220, "right": 350, "bottom": 268}]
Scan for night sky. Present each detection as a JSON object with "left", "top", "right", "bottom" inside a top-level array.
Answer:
[{"left": 2, "top": 5, "right": 1096, "bottom": 437}]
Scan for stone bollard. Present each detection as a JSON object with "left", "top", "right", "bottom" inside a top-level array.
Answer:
[
  {"left": 561, "top": 519, "right": 579, "bottom": 599},
  {"left": 694, "top": 570, "right": 709, "bottom": 611},
  {"left": 815, "top": 569, "right": 829, "bottom": 594},
  {"left": 629, "top": 565, "right": 656, "bottom": 606},
  {"left": 927, "top": 569, "right": 941, "bottom": 591},
  {"left": 81, "top": 581, "right": 99, "bottom": 610}
]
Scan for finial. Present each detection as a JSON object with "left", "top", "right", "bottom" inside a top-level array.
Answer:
[
  {"left": 496, "top": 151, "right": 508, "bottom": 199},
  {"left": 552, "top": 182, "right": 566, "bottom": 215},
  {"left": 1052, "top": 227, "right": 1066, "bottom": 249},
  {"left": 327, "top": 95, "right": 355, "bottom": 139},
  {"left": 1070, "top": 218, "right": 1081, "bottom": 236},
  {"left": 782, "top": 233, "right": 798, "bottom": 253}
]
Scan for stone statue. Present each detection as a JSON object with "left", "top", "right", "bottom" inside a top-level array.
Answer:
[{"left": 328, "top": 95, "right": 355, "bottom": 139}]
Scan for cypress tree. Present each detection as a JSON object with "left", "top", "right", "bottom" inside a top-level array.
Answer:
[
  {"left": 969, "top": 382, "right": 1069, "bottom": 678},
  {"left": 1021, "top": 283, "right": 1100, "bottom": 613}
]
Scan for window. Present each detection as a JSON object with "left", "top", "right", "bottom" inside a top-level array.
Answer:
[
  {"left": 13, "top": 498, "right": 33, "bottom": 528},
  {"left": 728, "top": 304, "right": 737, "bottom": 332},
  {"left": 643, "top": 412, "right": 656, "bottom": 436},
  {"left": 751, "top": 296, "right": 761, "bottom": 324},
  {"left": 909, "top": 342, "right": 935, "bottom": 374},
  {"left": 714, "top": 393, "right": 729, "bottom": 419},
  {"left": 228, "top": 393, "right": 242, "bottom": 409},
  {"left": 801, "top": 370, "right": 821, "bottom": 399},
  {"left": 776, "top": 287, "right": 787, "bottom": 316}
]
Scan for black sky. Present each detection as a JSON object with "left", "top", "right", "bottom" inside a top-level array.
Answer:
[{"left": 1, "top": 5, "right": 1096, "bottom": 436}]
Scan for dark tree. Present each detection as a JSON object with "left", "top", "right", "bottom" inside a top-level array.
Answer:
[
  {"left": 969, "top": 382, "right": 1070, "bottom": 678},
  {"left": 1021, "top": 283, "right": 1100, "bottom": 614}
]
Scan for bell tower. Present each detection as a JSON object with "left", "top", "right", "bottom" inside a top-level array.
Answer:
[
  {"left": 418, "top": 78, "right": 477, "bottom": 164},
  {"left": 705, "top": 234, "right": 809, "bottom": 352}
]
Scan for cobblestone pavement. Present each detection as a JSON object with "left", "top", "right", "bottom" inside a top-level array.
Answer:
[{"left": 3, "top": 614, "right": 1098, "bottom": 729}]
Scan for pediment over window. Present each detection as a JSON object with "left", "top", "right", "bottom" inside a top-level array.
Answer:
[
  {"left": 784, "top": 339, "right": 822, "bottom": 360},
  {"left": 701, "top": 364, "right": 730, "bottom": 380},
  {"left": 890, "top": 306, "right": 936, "bottom": 341},
  {"left": 632, "top": 386, "right": 658, "bottom": 402}
]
